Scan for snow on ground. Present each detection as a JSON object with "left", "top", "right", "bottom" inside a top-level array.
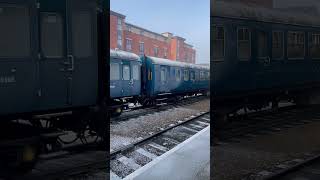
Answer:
[{"left": 110, "top": 98, "right": 210, "bottom": 151}]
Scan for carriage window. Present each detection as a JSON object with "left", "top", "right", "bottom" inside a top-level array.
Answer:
[
  {"left": 41, "top": 13, "right": 63, "bottom": 58},
  {"left": 287, "top": 31, "right": 305, "bottom": 59},
  {"left": 110, "top": 63, "right": 120, "bottom": 80},
  {"left": 257, "top": 31, "right": 268, "bottom": 58},
  {"left": 195, "top": 71, "right": 200, "bottom": 81},
  {"left": 190, "top": 71, "right": 195, "bottom": 81},
  {"left": 213, "top": 26, "right": 225, "bottom": 61},
  {"left": 310, "top": 33, "right": 320, "bottom": 59},
  {"left": 160, "top": 68, "right": 166, "bottom": 82},
  {"left": 0, "top": 5, "right": 30, "bottom": 57},
  {"left": 200, "top": 71, "right": 205, "bottom": 81},
  {"left": 184, "top": 70, "right": 189, "bottom": 81},
  {"left": 132, "top": 64, "right": 140, "bottom": 80},
  {"left": 175, "top": 68, "right": 181, "bottom": 81},
  {"left": 206, "top": 72, "right": 210, "bottom": 80},
  {"left": 72, "top": 11, "right": 93, "bottom": 58},
  {"left": 238, "top": 28, "right": 251, "bottom": 60},
  {"left": 123, "top": 65, "right": 130, "bottom": 80},
  {"left": 272, "top": 31, "right": 284, "bottom": 59}
]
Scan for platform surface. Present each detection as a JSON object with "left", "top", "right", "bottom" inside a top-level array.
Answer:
[{"left": 124, "top": 126, "right": 210, "bottom": 180}]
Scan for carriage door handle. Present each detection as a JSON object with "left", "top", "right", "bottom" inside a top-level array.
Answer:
[
  {"left": 67, "top": 55, "right": 74, "bottom": 72},
  {"left": 264, "top": 56, "right": 271, "bottom": 66}
]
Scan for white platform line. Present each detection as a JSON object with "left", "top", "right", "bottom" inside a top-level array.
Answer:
[
  {"left": 110, "top": 171, "right": 122, "bottom": 180},
  {"left": 182, "top": 126, "right": 199, "bottom": 133},
  {"left": 189, "top": 123, "right": 204, "bottom": 129},
  {"left": 148, "top": 142, "right": 169, "bottom": 152},
  {"left": 202, "top": 117, "right": 210, "bottom": 121},
  {"left": 196, "top": 121, "right": 210, "bottom": 126},
  {"left": 124, "top": 126, "right": 210, "bottom": 180},
  {"left": 162, "top": 137, "right": 180, "bottom": 145},
  {"left": 136, "top": 148, "right": 157, "bottom": 160},
  {"left": 118, "top": 156, "right": 141, "bottom": 170}
]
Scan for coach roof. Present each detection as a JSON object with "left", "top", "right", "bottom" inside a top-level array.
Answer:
[
  {"left": 146, "top": 56, "right": 210, "bottom": 70},
  {"left": 211, "top": 1, "right": 320, "bottom": 27},
  {"left": 110, "top": 49, "right": 141, "bottom": 61}
]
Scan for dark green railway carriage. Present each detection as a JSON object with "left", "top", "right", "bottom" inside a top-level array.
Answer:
[
  {"left": 212, "top": 1, "right": 320, "bottom": 122},
  {"left": 0, "top": 0, "right": 109, "bottom": 172}
]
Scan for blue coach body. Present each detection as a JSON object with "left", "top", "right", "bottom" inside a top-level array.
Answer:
[
  {"left": 110, "top": 49, "right": 142, "bottom": 99},
  {"left": 142, "top": 56, "right": 209, "bottom": 97}
]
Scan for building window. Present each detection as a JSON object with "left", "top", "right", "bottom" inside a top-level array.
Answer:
[
  {"left": 154, "top": 46, "right": 159, "bottom": 57},
  {"left": 117, "top": 17, "right": 123, "bottom": 49},
  {"left": 164, "top": 48, "right": 168, "bottom": 58},
  {"left": 177, "top": 41, "right": 180, "bottom": 60},
  {"left": 287, "top": 31, "right": 305, "bottom": 59},
  {"left": 126, "top": 39, "right": 132, "bottom": 51},
  {"left": 117, "top": 18, "right": 122, "bottom": 30},
  {"left": 140, "top": 30, "right": 144, "bottom": 36},
  {"left": 110, "top": 63, "right": 120, "bottom": 80},
  {"left": 139, "top": 42, "right": 144, "bottom": 55},
  {"left": 213, "top": 26, "right": 225, "bottom": 61},
  {"left": 237, "top": 28, "right": 251, "bottom": 60},
  {"left": 272, "top": 31, "right": 284, "bottom": 59},
  {"left": 310, "top": 33, "right": 320, "bottom": 59},
  {"left": 257, "top": 31, "right": 268, "bottom": 58},
  {"left": 127, "top": 25, "right": 132, "bottom": 32}
]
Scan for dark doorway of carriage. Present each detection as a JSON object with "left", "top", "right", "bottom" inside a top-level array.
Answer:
[
  {"left": 38, "top": 0, "right": 98, "bottom": 109},
  {"left": 255, "top": 27, "right": 273, "bottom": 90}
]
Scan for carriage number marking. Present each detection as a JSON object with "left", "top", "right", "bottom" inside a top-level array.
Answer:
[{"left": 0, "top": 75, "right": 16, "bottom": 84}]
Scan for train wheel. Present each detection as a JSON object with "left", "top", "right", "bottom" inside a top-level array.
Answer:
[{"left": 0, "top": 139, "right": 40, "bottom": 175}]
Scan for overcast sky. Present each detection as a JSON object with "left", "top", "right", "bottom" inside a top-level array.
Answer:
[{"left": 110, "top": 0, "right": 210, "bottom": 64}]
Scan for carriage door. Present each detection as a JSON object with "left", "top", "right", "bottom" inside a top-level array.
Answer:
[
  {"left": 39, "top": 0, "right": 69, "bottom": 109},
  {"left": 131, "top": 61, "right": 141, "bottom": 96},
  {"left": 39, "top": 0, "right": 97, "bottom": 108},
  {"left": 122, "top": 61, "right": 131, "bottom": 97},
  {"left": 255, "top": 28, "right": 272, "bottom": 89},
  {"left": 67, "top": 0, "right": 98, "bottom": 106}
]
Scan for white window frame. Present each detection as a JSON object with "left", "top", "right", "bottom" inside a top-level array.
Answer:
[{"left": 126, "top": 38, "right": 132, "bottom": 51}]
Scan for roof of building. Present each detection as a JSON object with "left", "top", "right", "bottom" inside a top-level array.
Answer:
[
  {"left": 110, "top": 49, "right": 141, "bottom": 61},
  {"left": 146, "top": 56, "right": 209, "bottom": 70},
  {"left": 110, "top": 10, "right": 126, "bottom": 19},
  {"left": 125, "top": 22, "right": 168, "bottom": 40},
  {"left": 212, "top": 1, "right": 320, "bottom": 27}
]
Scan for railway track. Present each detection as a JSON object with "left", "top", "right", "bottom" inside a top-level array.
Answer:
[
  {"left": 1, "top": 138, "right": 106, "bottom": 180},
  {"left": 111, "top": 95, "right": 208, "bottom": 122},
  {"left": 109, "top": 112, "right": 210, "bottom": 179},
  {"left": 214, "top": 105, "right": 320, "bottom": 145},
  {"left": 244, "top": 152, "right": 320, "bottom": 180}
]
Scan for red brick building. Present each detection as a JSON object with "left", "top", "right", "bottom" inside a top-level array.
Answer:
[{"left": 110, "top": 10, "right": 196, "bottom": 64}]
